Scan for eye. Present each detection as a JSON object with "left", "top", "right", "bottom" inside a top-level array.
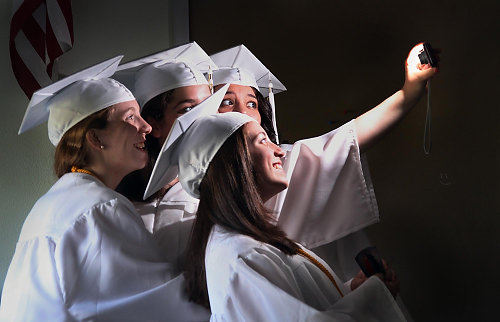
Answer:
[
  {"left": 247, "top": 101, "right": 257, "bottom": 109},
  {"left": 220, "top": 99, "right": 233, "bottom": 107},
  {"left": 260, "top": 137, "right": 268, "bottom": 144},
  {"left": 126, "top": 114, "right": 135, "bottom": 121},
  {"left": 178, "top": 106, "right": 194, "bottom": 115}
]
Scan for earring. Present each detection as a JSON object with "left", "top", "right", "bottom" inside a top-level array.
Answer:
[{"left": 100, "top": 145, "right": 104, "bottom": 149}]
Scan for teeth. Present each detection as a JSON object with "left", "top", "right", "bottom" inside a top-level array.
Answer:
[
  {"left": 273, "top": 164, "right": 283, "bottom": 170},
  {"left": 134, "top": 142, "right": 145, "bottom": 149}
]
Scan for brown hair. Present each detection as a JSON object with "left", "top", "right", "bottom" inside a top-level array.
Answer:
[
  {"left": 116, "top": 89, "right": 176, "bottom": 201},
  {"left": 253, "top": 87, "right": 277, "bottom": 144},
  {"left": 184, "top": 127, "right": 299, "bottom": 308},
  {"left": 54, "top": 108, "right": 110, "bottom": 178}
]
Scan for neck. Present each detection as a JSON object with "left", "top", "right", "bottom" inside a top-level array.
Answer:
[
  {"left": 86, "top": 163, "right": 125, "bottom": 190},
  {"left": 260, "top": 191, "right": 275, "bottom": 204}
]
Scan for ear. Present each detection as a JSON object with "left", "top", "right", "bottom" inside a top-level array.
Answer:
[
  {"left": 86, "top": 129, "right": 103, "bottom": 150},
  {"left": 144, "top": 116, "right": 163, "bottom": 139}
]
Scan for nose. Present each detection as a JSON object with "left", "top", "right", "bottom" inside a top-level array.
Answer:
[
  {"left": 139, "top": 116, "right": 152, "bottom": 134},
  {"left": 232, "top": 101, "right": 247, "bottom": 115},
  {"left": 273, "top": 143, "right": 285, "bottom": 158}
]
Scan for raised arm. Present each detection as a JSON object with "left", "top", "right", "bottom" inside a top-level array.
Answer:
[{"left": 354, "top": 43, "right": 439, "bottom": 152}]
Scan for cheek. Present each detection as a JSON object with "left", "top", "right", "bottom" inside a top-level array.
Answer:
[
  {"left": 249, "top": 110, "right": 261, "bottom": 123},
  {"left": 157, "top": 113, "right": 177, "bottom": 141},
  {"left": 218, "top": 105, "right": 234, "bottom": 113},
  {"left": 253, "top": 152, "right": 269, "bottom": 174}
]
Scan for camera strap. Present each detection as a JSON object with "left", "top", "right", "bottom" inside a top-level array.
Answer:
[{"left": 423, "top": 80, "right": 432, "bottom": 154}]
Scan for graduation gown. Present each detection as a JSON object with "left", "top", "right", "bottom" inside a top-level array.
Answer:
[
  {"left": 140, "top": 120, "right": 377, "bottom": 279},
  {"left": 267, "top": 120, "right": 378, "bottom": 248},
  {"left": 135, "top": 182, "right": 198, "bottom": 268},
  {"left": 0, "top": 172, "right": 209, "bottom": 322},
  {"left": 205, "top": 225, "right": 405, "bottom": 321}
]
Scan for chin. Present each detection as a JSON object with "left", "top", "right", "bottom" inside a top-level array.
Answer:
[{"left": 269, "top": 180, "right": 289, "bottom": 196}]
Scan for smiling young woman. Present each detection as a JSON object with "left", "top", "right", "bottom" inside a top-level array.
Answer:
[
  {"left": 0, "top": 58, "right": 210, "bottom": 321},
  {"left": 143, "top": 112, "right": 404, "bottom": 321}
]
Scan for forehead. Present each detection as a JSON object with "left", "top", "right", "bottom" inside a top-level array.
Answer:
[
  {"left": 108, "top": 100, "right": 140, "bottom": 114},
  {"left": 171, "top": 84, "right": 211, "bottom": 102},
  {"left": 243, "top": 121, "right": 265, "bottom": 137},
  {"left": 227, "top": 84, "right": 256, "bottom": 96}
]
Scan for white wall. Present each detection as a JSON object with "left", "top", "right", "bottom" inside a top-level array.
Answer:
[{"left": 0, "top": 0, "right": 188, "bottom": 295}]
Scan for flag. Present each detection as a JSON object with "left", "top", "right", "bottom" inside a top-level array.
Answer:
[{"left": 10, "top": 0, "right": 74, "bottom": 98}]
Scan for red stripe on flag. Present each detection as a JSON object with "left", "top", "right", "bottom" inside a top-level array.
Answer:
[
  {"left": 21, "top": 16, "right": 46, "bottom": 60},
  {"left": 57, "top": 0, "right": 74, "bottom": 44},
  {"left": 10, "top": 0, "right": 74, "bottom": 98},
  {"left": 10, "top": 0, "right": 43, "bottom": 41},
  {"left": 9, "top": 42, "right": 40, "bottom": 98}
]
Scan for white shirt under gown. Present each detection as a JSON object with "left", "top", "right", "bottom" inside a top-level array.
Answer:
[
  {"left": 205, "top": 224, "right": 405, "bottom": 322},
  {"left": 0, "top": 172, "right": 209, "bottom": 322},
  {"left": 140, "top": 120, "right": 377, "bottom": 281}
]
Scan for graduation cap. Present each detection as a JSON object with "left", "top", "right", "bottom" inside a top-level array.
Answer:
[
  {"left": 18, "top": 56, "right": 135, "bottom": 146},
  {"left": 210, "top": 44, "right": 286, "bottom": 143},
  {"left": 114, "top": 42, "right": 217, "bottom": 108},
  {"left": 143, "top": 83, "right": 239, "bottom": 199}
]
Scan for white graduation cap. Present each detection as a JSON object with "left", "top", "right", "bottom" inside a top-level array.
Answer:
[
  {"left": 210, "top": 44, "right": 286, "bottom": 143},
  {"left": 18, "top": 56, "right": 135, "bottom": 146},
  {"left": 143, "top": 83, "right": 233, "bottom": 199},
  {"left": 114, "top": 42, "right": 217, "bottom": 107}
]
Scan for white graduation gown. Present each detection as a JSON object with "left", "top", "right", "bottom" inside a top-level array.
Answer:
[
  {"left": 140, "top": 120, "right": 377, "bottom": 279},
  {"left": 0, "top": 172, "right": 209, "bottom": 322},
  {"left": 266, "top": 119, "right": 378, "bottom": 248},
  {"left": 205, "top": 225, "right": 405, "bottom": 322},
  {"left": 135, "top": 182, "right": 198, "bottom": 268}
]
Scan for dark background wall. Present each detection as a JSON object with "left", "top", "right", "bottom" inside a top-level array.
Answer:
[{"left": 189, "top": 0, "right": 498, "bottom": 320}]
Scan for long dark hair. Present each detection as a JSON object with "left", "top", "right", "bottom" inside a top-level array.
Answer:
[
  {"left": 184, "top": 127, "right": 299, "bottom": 308},
  {"left": 253, "top": 87, "right": 277, "bottom": 144},
  {"left": 116, "top": 89, "right": 176, "bottom": 201}
]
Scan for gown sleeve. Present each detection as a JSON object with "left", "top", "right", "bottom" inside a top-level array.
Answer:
[
  {"left": 209, "top": 248, "right": 404, "bottom": 322},
  {"left": 0, "top": 198, "right": 210, "bottom": 322},
  {"left": 0, "top": 236, "right": 74, "bottom": 322},
  {"left": 268, "top": 120, "right": 379, "bottom": 248}
]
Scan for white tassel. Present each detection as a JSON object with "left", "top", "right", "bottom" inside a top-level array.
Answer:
[
  {"left": 208, "top": 65, "right": 214, "bottom": 94},
  {"left": 268, "top": 75, "right": 279, "bottom": 145}
]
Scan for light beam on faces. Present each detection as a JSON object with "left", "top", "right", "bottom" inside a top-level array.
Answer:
[
  {"left": 152, "top": 84, "right": 211, "bottom": 146},
  {"left": 243, "top": 121, "right": 287, "bottom": 202},
  {"left": 216, "top": 84, "right": 262, "bottom": 124},
  {"left": 95, "top": 100, "right": 152, "bottom": 175}
]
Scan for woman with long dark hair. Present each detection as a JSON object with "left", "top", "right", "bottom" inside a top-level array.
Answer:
[
  {"left": 145, "top": 112, "right": 404, "bottom": 321},
  {"left": 209, "top": 43, "right": 438, "bottom": 281}
]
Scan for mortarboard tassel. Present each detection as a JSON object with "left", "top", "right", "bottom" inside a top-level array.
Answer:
[
  {"left": 268, "top": 73, "right": 279, "bottom": 145},
  {"left": 208, "top": 65, "right": 214, "bottom": 94}
]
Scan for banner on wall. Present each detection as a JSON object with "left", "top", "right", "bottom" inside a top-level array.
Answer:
[{"left": 9, "top": 0, "right": 74, "bottom": 98}]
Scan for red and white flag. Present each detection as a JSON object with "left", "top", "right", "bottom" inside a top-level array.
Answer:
[{"left": 10, "top": 0, "right": 74, "bottom": 98}]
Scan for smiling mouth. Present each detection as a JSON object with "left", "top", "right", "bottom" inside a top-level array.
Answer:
[
  {"left": 134, "top": 142, "right": 146, "bottom": 151},
  {"left": 272, "top": 162, "right": 283, "bottom": 170}
]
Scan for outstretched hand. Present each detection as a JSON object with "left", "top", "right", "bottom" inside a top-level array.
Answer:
[{"left": 404, "top": 43, "right": 440, "bottom": 92}]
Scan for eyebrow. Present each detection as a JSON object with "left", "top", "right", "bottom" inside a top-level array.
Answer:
[
  {"left": 225, "top": 91, "right": 257, "bottom": 99},
  {"left": 173, "top": 99, "right": 198, "bottom": 109},
  {"left": 252, "top": 131, "right": 267, "bottom": 142},
  {"left": 116, "top": 106, "right": 136, "bottom": 114}
]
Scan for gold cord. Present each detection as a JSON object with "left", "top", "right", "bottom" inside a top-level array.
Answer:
[
  {"left": 71, "top": 166, "right": 96, "bottom": 178},
  {"left": 297, "top": 248, "right": 344, "bottom": 297}
]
